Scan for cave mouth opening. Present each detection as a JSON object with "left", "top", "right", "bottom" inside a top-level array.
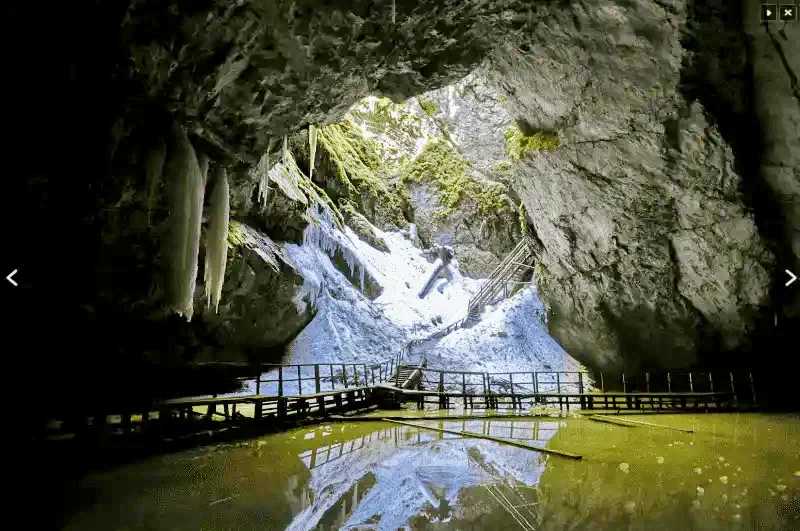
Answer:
[{"left": 8, "top": 1, "right": 799, "bottom": 421}]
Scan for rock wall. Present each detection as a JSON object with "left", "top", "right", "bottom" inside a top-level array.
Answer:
[{"left": 487, "top": 0, "right": 775, "bottom": 371}]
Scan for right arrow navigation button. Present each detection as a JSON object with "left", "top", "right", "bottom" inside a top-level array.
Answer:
[{"left": 787, "top": 269, "right": 798, "bottom": 287}]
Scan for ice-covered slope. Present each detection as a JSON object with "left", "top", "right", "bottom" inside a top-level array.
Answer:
[{"left": 284, "top": 213, "right": 578, "bottom": 376}]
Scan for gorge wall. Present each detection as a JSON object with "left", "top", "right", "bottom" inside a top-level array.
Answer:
[{"left": 6, "top": 1, "right": 798, "bottom": 396}]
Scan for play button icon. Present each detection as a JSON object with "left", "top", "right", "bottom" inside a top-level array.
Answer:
[{"left": 762, "top": 4, "right": 778, "bottom": 21}]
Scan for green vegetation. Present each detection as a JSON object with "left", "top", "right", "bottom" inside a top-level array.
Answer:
[
  {"left": 350, "top": 97, "right": 422, "bottom": 142},
  {"left": 491, "top": 161, "right": 512, "bottom": 175},
  {"left": 417, "top": 98, "right": 439, "bottom": 116},
  {"left": 504, "top": 123, "right": 560, "bottom": 161},
  {"left": 401, "top": 139, "right": 515, "bottom": 219},
  {"left": 227, "top": 219, "right": 246, "bottom": 247},
  {"left": 316, "top": 118, "right": 408, "bottom": 227}
]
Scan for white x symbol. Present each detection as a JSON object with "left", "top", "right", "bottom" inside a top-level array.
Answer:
[{"left": 785, "top": 8, "right": 794, "bottom": 16}]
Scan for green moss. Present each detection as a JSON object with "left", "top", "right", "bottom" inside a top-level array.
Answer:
[
  {"left": 417, "top": 98, "right": 439, "bottom": 116},
  {"left": 491, "top": 161, "right": 512, "bottom": 175},
  {"left": 401, "top": 139, "right": 514, "bottom": 219},
  {"left": 227, "top": 220, "right": 246, "bottom": 247},
  {"left": 504, "top": 124, "right": 560, "bottom": 161},
  {"left": 316, "top": 118, "right": 407, "bottom": 227},
  {"left": 518, "top": 202, "right": 528, "bottom": 233}
]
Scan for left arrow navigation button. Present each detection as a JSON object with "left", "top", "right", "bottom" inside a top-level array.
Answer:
[{"left": 5, "top": 269, "right": 18, "bottom": 287}]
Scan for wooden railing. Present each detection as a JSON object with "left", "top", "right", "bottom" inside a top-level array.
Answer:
[
  {"left": 252, "top": 360, "right": 396, "bottom": 396},
  {"left": 467, "top": 237, "right": 534, "bottom": 318},
  {"left": 410, "top": 367, "right": 592, "bottom": 395},
  {"left": 395, "top": 367, "right": 757, "bottom": 403}
]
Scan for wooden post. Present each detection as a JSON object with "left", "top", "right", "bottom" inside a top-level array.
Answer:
[
  {"left": 462, "top": 373, "right": 466, "bottom": 395},
  {"left": 579, "top": 372, "right": 584, "bottom": 395},
  {"left": 533, "top": 372, "right": 539, "bottom": 394},
  {"left": 439, "top": 371, "right": 444, "bottom": 393},
  {"left": 256, "top": 371, "right": 261, "bottom": 395},
  {"left": 600, "top": 372, "right": 604, "bottom": 392},
  {"left": 645, "top": 373, "right": 650, "bottom": 393},
  {"left": 278, "top": 366, "right": 283, "bottom": 397},
  {"left": 729, "top": 372, "right": 737, "bottom": 402},
  {"left": 667, "top": 372, "right": 671, "bottom": 393},
  {"left": 330, "top": 365, "right": 335, "bottom": 390},
  {"left": 556, "top": 373, "right": 561, "bottom": 394},
  {"left": 688, "top": 372, "right": 694, "bottom": 393},
  {"left": 486, "top": 373, "right": 491, "bottom": 394},
  {"left": 708, "top": 372, "right": 713, "bottom": 393},
  {"left": 297, "top": 365, "right": 302, "bottom": 395},
  {"left": 622, "top": 373, "right": 627, "bottom": 394},
  {"left": 749, "top": 372, "right": 756, "bottom": 404},
  {"left": 482, "top": 373, "right": 487, "bottom": 394},
  {"left": 342, "top": 365, "right": 348, "bottom": 387},
  {"left": 315, "top": 364, "right": 321, "bottom": 393}
]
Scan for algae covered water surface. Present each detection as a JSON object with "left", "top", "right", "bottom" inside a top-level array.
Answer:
[{"left": 64, "top": 414, "right": 798, "bottom": 530}]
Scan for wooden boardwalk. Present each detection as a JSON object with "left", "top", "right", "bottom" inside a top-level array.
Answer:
[{"left": 41, "top": 364, "right": 757, "bottom": 442}]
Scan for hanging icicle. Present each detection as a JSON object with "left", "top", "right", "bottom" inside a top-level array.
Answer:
[
  {"left": 145, "top": 137, "right": 166, "bottom": 224},
  {"left": 392, "top": 0, "right": 396, "bottom": 23},
  {"left": 204, "top": 166, "right": 230, "bottom": 313},
  {"left": 256, "top": 148, "right": 270, "bottom": 206},
  {"left": 308, "top": 124, "right": 318, "bottom": 179},
  {"left": 165, "top": 125, "right": 206, "bottom": 321},
  {"left": 302, "top": 205, "right": 370, "bottom": 292}
]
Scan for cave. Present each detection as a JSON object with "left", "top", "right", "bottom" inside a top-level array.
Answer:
[{"left": 5, "top": 1, "right": 799, "bottom": 529}]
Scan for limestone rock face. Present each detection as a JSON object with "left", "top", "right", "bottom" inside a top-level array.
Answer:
[
  {"left": 199, "top": 224, "right": 312, "bottom": 357},
  {"left": 489, "top": 1, "right": 775, "bottom": 370}
]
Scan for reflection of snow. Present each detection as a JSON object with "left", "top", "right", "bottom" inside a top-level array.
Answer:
[{"left": 286, "top": 420, "right": 559, "bottom": 530}]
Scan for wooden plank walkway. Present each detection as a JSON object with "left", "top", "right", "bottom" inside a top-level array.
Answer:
[{"left": 41, "top": 366, "right": 757, "bottom": 443}]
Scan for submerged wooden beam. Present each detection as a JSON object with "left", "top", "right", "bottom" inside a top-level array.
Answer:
[
  {"left": 380, "top": 418, "right": 582, "bottom": 460},
  {"left": 586, "top": 414, "right": 694, "bottom": 433}
]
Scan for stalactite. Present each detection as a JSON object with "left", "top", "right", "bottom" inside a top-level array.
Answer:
[
  {"left": 204, "top": 167, "right": 230, "bottom": 313},
  {"left": 308, "top": 125, "right": 318, "bottom": 179},
  {"left": 145, "top": 137, "right": 166, "bottom": 224},
  {"left": 256, "top": 148, "right": 270, "bottom": 206},
  {"left": 196, "top": 151, "right": 210, "bottom": 187},
  {"left": 165, "top": 124, "right": 205, "bottom": 321}
]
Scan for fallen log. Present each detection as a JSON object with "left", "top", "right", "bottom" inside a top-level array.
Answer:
[
  {"left": 381, "top": 418, "right": 582, "bottom": 460},
  {"left": 587, "top": 414, "right": 694, "bottom": 433}
]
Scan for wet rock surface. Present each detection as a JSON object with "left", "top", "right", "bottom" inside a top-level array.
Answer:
[{"left": 487, "top": 1, "right": 776, "bottom": 370}]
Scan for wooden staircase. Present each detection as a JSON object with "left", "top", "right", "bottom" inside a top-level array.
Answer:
[
  {"left": 467, "top": 236, "right": 535, "bottom": 320},
  {"left": 388, "top": 365, "right": 422, "bottom": 389}
]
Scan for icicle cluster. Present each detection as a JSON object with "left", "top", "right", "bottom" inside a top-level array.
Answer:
[
  {"left": 165, "top": 125, "right": 206, "bottom": 321},
  {"left": 204, "top": 167, "right": 230, "bottom": 313},
  {"left": 308, "top": 125, "right": 318, "bottom": 179},
  {"left": 303, "top": 206, "right": 368, "bottom": 292},
  {"left": 145, "top": 138, "right": 166, "bottom": 224}
]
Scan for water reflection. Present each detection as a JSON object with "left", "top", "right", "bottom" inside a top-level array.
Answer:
[
  {"left": 286, "top": 419, "right": 559, "bottom": 530},
  {"left": 64, "top": 414, "right": 799, "bottom": 531}
]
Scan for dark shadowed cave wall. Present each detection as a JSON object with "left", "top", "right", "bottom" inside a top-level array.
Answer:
[{"left": 2, "top": 1, "right": 798, "bottom": 411}]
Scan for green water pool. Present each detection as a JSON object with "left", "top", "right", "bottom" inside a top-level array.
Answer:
[{"left": 63, "top": 413, "right": 799, "bottom": 530}]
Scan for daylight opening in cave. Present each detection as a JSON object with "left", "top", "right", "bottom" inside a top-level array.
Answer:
[{"left": 7, "top": 1, "right": 800, "bottom": 530}]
